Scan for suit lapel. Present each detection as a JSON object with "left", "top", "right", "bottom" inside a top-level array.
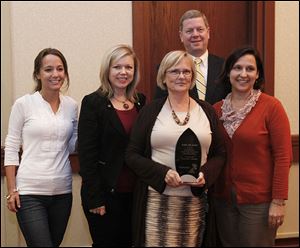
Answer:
[
  {"left": 106, "top": 102, "right": 127, "bottom": 137},
  {"left": 205, "top": 55, "right": 218, "bottom": 103}
]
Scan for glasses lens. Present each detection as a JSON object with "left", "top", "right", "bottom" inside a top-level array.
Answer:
[{"left": 168, "top": 70, "right": 191, "bottom": 77}]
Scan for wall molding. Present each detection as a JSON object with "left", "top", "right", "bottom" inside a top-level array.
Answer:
[
  {"left": 275, "top": 237, "right": 299, "bottom": 246},
  {"left": 292, "top": 135, "right": 299, "bottom": 163},
  {"left": 1, "top": 134, "right": 299, "bottom": 176}
]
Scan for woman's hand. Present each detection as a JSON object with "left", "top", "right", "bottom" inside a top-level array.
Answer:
[
  {"left": 165, "top": 169, "right": 183, "bottom": 187},
  {"left": 183, "top": 172, "right": 205, "bottom": 187},
  {"left": 268, "top": 200, "right": 286, "bottom": 228},
  {"left": 195, "top": 172, "right": 205, "bottom": 187},
  {"left": 89, "top": 206, "right": 106, "bottom": 216},
  {"left": 6, "top": 191, "right": 20, "bottom": 213}
]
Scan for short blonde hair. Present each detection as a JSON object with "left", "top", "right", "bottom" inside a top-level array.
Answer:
[
  {"left": 157, "top": 50, "right": 196, "bottom": 90},
  {"left": 98, "top": 44, "right": 140, "bottom": 102}
]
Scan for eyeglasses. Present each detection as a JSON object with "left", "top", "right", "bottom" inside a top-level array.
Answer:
[{"left": 166, "top": 69, "right": 192, "bottom": 77}]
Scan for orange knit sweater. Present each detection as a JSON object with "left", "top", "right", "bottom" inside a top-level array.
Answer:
[{"left": 213, "top": 93, "right": 292, "bottom": 204}]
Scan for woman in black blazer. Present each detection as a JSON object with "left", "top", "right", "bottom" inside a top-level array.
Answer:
[{"left": 78, "top": 44, "right": 146, "bottom": 247}]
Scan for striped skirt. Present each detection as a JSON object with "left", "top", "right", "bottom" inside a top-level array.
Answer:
[{"left": 145, "top": 189, "right": 207, "bottom": 247}]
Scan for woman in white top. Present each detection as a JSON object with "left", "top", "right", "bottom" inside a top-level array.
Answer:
[{"left": 4, "top": 48, "right": 78, "bottom": 247}]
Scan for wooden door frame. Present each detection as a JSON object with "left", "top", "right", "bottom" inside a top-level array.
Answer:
[
  {"left": 250, "top": 1, "right": 275, "bottom": 95},
  {"left": 132, "top": 1, "right": 275, "bottom": 100}
]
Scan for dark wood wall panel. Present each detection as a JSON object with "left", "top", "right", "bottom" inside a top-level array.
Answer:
[
  {"left": 133, "top": 1, "right": 274, "bottom": 101},
  {"left": 251, "top": 1, "right": 275, "bottom": 95}
]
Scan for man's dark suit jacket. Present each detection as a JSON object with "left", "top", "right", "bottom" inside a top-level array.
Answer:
[{"left": 154, "top": 54, "right": 227, "bottom": 105}]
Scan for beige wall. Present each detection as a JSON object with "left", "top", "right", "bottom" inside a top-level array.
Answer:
[
  {"left": 1, "top": 1, "right": 132, "bottom": 246},
  {"left": 1, "top": 1, "right": 13, "bottom": 149},
  {"left": 275, "top": 1, "right": 299, "bottom": 135},
  {"left": 275, "top": 1, "right": 299, "bottom": 238},
  {"left": 1, "top": 1, "right": 299, "bottom": 246},
  {"left": 1, "top": 1, "right": 133, "bottom": 144}
]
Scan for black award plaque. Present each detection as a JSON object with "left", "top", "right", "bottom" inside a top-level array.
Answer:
[{"left": 175, "top": 128, "right": 201, "bottom": 183}]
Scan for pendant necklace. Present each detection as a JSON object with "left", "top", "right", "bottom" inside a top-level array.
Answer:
[
  {"left": 113, "top": 96, "right": 130, "bottom": 109},
  {"left": 168, "top": 97, "right": 190, "bottom": 126}
]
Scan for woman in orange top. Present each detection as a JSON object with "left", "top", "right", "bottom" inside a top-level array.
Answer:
[{"left": 213, "top": 46, "right": 292, "bottom": 247}]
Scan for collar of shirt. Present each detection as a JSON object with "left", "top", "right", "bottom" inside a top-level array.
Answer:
[
  {"left": 192, "top": 50, "right": 208, "bottom": 78},
  {"left": 193, "top": 50, "right": 208, "bottom": 67}
]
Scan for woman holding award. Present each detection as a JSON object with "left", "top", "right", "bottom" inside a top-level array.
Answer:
[{"left": 125, "top": 50, "right": 226, "bottom": 247}]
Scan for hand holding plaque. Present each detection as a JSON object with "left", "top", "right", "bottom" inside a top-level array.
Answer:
[{"left": 175, "top": 128, "right": 201, "bottom": 184}]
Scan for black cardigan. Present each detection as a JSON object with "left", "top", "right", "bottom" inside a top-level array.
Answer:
[
  {"left": 125, "top": 96, "right": 226, "bottom": 246},
  {"left": 78, "top": 90, "right": 146, "bottom": 209}
]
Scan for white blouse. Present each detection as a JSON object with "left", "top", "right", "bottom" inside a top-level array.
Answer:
[
  {"left": 4, "top": 91, "right": 78, "bottom": 195},
  {"left": 150, "top": 100, "right": 212, "bottom": 196}
]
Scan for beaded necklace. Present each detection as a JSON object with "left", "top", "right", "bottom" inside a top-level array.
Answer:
[{"left": 167, "top": 97, "right": 190, "bottom": 126}]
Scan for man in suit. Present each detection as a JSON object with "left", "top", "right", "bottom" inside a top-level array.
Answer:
[{"left": 154, "top": 9, "right": 227, "bottom": 104}]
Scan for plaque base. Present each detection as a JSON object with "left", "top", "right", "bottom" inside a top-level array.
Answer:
[{"left": 181, "top": 174, "right": 197, "bottom": 183}]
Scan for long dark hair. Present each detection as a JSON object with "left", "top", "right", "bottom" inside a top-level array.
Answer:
[
  {"left": 218, "top": 46, "right": 265, "bottom": 93},
  {"left": 33, "top": 48, "right": 69, "bottom": 92}
]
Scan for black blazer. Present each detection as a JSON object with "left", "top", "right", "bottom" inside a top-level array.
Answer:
[
  {"left": 78, "top": 91, "right": 146, "bottom": 209},
  {"left": 154, "top": 54, "right": 226, "bottom": 105}
]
